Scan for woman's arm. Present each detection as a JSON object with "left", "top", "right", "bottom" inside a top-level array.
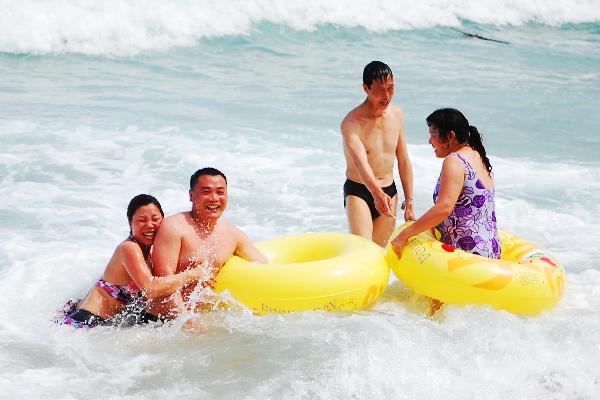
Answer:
[
  {"left": 391, "top": 156, "right": 465, "bottom": 256},
  {"left": 120, "top": 242, "right": 203, "bottom": 299}
]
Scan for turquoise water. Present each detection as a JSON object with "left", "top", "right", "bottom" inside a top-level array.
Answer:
[{"left": 1, "top": 1, "right": 600, "bottom": 399}]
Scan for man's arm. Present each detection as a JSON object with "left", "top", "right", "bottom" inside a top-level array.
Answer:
[
  {"left": 152, "top": 216, "right": 182, "bottom": 277},
  {"left": 341, "top": 118, "right": 395, "bottom": 217},
  {"left": 233, "top": 227, "right": 267, "bottom": 263},
  {"left": 150, "top": 216, "right": 186, "bottom": 317},
  {"left": 394, "top": 110, "right": 414, "bottom": 221}
]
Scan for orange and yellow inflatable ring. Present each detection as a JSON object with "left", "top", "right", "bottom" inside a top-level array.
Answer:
[{"left": 386, "top": 222, "right": 566, "bottom": 315}]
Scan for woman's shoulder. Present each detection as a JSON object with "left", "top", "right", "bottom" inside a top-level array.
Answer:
[
  {"left": 102, "top": 238, "right": 143, "bottom": 278},
  {"left": 115, "top": 238, "right": 143, "bottom": 256},
  {"left": 442, "top": 152, "right": 466, "bottom": 169}
]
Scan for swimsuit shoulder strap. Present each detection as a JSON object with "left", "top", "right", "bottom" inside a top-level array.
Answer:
[
  {"left": 452, "top": 152, "right": 480, "bottom": 183},
  {"left": 452, "top": 152, "right": 473, "bottom": 172}
]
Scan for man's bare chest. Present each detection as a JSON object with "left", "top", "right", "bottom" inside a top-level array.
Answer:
[
  {"left": 177, "top": 234, "right": 236, "bottom": 271},
  {"left": 361, "top": 129, "right": 398, "bottom": 153}
]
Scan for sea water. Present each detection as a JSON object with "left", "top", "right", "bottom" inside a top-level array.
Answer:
[{"left": 1, "top": 1, "right": 599, "bottom": 399}]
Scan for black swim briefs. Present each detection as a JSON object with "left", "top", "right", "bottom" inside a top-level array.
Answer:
[{"left": 343, "top": 179, "right": 398, "bottom": 220}]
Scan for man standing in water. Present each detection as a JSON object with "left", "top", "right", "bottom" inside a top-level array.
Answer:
[
  {"left": 150, "top": 167, "right": 267, "bottom": 319},
  {"left": 341, "top": 61, "right": 414, "bottom": 247}
]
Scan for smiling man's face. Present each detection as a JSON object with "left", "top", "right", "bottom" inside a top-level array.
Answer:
[{"left": 189, "top": 174, "right": 228, "bottom": 222}]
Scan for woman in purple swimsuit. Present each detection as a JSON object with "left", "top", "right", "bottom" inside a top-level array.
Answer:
[
  {"left": 391, "top": 108, "right": 501, "bottom": 260},
  {"left": 56, "top": 194, "right": 204, "bottom": 328}
]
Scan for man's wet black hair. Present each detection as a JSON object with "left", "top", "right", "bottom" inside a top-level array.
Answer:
[
  {"left": 363, "top": 61, "right": 393, "bottom": 88},
  {"left": 127, "top": 194, "right": 164, "bottom": 226},
  {"left": 190, "top": 167, "right": 227, "bottom": 190}
]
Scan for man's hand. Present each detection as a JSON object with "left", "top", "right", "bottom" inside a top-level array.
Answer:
[
  {"left": 403, "top": 201, "right": 415, "bottom": 221},
  {"left": 373, "top": 189, "right": 395, "bottom": 218}
]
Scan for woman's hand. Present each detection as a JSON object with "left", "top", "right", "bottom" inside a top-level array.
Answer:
[
  {"left": 183, "top": 261, "right": 216, "bottom": 288},
  {"left": 391, "top": 231, "right": 409, "bottom": 258}
]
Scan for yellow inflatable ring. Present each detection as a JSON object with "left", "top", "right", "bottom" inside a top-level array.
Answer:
[
  {"left": 386, "top": 223, "right": 566, "bottom": 315},
  {"left": 215, "top": 233, "right": 389, "bottom": 314}
]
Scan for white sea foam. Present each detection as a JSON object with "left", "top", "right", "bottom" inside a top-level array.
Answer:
[
  {"left": 1, "top": 14, "right": 599, "bottom": 394},
  {"left": 1, "top": 121, "right": 597, "bottom": 270},
  {"left": 1, "top": 0, "right": 600, "bottom": 55},
  {"left": 1, "top": 118, "right": 599, "bottom": 397}
]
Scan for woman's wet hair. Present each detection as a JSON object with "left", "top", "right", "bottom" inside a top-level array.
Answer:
[
  {"left": 190, "top": 167, "right": 227, "bottom": 190},
  {"left": 127, "top": 194, "right": 164, "bottom": 226},
  {"left": 363, "top": 61, "right": 393, "bottom": 89},
  {"left": 426, "top": 108, "right": 493, "bottom": 175}
]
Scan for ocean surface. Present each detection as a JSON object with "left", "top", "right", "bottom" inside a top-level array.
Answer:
[{"left": 1, "top": 1, "right": 600, "bottom": 399}]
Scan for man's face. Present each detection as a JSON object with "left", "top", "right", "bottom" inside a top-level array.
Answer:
[
  {"left": 189, "top": 174, "right": 228, "bottom": 221},
  {"left": 364, "top": 76, "right": 394, "bottom": 110}
]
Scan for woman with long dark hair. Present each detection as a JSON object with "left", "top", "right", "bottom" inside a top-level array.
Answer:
[
  {"left": 391, "top": 108, "right": 500, "bottom": 259},
  {"left": 56, "top": 194, "right": 204, "bottom": 328}
]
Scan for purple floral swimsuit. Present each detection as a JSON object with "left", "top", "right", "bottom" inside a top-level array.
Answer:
[{"left": 433, "top": 153, "right": 501, "bottom": 259}]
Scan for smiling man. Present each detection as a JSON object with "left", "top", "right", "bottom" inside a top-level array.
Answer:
[
  {"left": 149, "top": 167, "right": 266, "bottom": 319},
  {"left": 341, "top": 61, "right": 415, "bottom": 247}
]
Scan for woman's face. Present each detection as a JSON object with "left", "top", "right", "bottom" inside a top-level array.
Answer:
[
  {"left": 428, "top": 125, "right": 449, "bottom": 158},
  {"left": 130, "top": 203, "right": 163, "bottom": 246}
]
